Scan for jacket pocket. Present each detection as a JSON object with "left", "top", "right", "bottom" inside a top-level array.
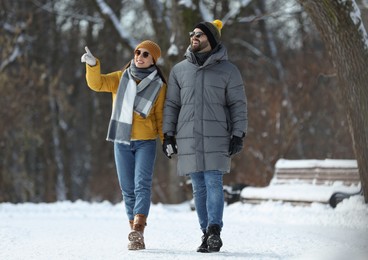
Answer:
[{"left": 224, "top": 107, "right": 232, "bottom": 133}]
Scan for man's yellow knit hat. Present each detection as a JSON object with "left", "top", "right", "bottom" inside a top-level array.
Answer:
[{"left": 135, "top": 40, "right": 161, "bottom": 63}]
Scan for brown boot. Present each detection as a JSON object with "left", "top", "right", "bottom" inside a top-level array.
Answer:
[
  {"left": 128, "top": 214, "right": 146, "bottom": 250},
  {"left": 129, "top": 220, "right": 134, "bottom": 230}
]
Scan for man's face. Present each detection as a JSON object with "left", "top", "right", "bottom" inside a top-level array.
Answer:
[{"left": 190, "top": 29, "right": 211, "bottom": 53}]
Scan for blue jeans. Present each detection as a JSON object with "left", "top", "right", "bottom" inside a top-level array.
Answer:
[
  {"left": 114, "top": 140, "right": 156, "bottom": 220},
  {"left": 190, "top": 171, "right": 224, "bottom": 232}
]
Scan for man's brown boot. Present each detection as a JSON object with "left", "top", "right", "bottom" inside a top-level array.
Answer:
[
  {"left": 128, "top": 214, "right": 146, "bottom": 250},
  {"left": 129, "top": 220, "right": 134, "bottom": 230}
]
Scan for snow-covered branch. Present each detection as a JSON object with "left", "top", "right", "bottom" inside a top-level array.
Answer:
[
  {"left": 0, "top": 46, "right": 20, "bottom": 72},
  {"left": 199, "top": 0, "right": 213, "bottom": 21},
  {"left": 95, "top": 0, "right": 138, "bottom": 49},
  {"left": 351, "top": 0, "right": 368, "bottom": 49},
  {"left": 31, "top": 0, "right": 103, "bottom": 23}
]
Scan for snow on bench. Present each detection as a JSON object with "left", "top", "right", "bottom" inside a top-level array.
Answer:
[{"left": 240, "top": 159, "right": 361, "bottom": 206}]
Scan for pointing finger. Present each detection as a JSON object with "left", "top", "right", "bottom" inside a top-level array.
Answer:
[{"left": 85, "top": 46, "right": 92, "bottom": 55}]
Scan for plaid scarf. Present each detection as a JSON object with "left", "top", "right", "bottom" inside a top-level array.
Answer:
[{"left": 106, "top": 65, "right": 163, "bottom": 144}]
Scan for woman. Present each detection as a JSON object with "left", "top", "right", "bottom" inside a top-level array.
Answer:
[{"left": 81, "top": 40, "right": 167, "bottom": 250}]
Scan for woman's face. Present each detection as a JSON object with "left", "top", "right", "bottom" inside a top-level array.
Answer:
[{"left": 134, "top": 47, "right": 154, "bottom": 68}]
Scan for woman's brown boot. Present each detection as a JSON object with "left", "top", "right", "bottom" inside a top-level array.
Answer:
[{"left": 128, "top": 214, "right": 146, "bottom": 250}]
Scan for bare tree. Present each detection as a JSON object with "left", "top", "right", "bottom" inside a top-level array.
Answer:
[{"left": 298, "top": 0, "right": 368, "bottom": 202}]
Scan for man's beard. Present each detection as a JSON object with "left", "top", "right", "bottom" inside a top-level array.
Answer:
[{"left": 191, "top": 40, "right": 209, "bottom": 53}]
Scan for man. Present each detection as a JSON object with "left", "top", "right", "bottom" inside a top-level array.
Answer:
[{"left": 162, "top": 20, "right": 247, "bottom": 253}]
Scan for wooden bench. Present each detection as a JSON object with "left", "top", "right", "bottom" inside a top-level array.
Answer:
[{"left": 240, "top": 159, "right": 361, "bottom": 206}]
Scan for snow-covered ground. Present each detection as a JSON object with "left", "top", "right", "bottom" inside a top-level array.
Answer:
[{"left": 1, "top": 195, "right": 367, "bottom": 260}]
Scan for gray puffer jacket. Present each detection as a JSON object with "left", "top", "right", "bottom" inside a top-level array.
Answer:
[{"left": 163, "top": 44, "right": 247, "bottom": 176}]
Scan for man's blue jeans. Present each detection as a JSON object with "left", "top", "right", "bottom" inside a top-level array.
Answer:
[
  {"left": 114, "top": 140, "right": 156, "bottom": 220},
  {"left": 190, "top": 170, "right": 224, "bottom": 232}
]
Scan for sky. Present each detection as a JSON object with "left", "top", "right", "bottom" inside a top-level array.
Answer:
[{"left": 1, "top": 194, "right": 367, "bottom": 260}]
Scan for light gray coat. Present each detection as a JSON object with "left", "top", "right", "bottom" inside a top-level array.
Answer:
[{"left": 163, "top": 44, "right": 247, "bottom": 176}]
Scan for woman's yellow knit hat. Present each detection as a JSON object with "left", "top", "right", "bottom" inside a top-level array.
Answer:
[{"left": 135, "top": 40, "right": 161, "bottom": 63}]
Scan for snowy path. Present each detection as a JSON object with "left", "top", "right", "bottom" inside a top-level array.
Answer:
[{"left": 1, "top": 197, "right": 367, "bottom": 260}]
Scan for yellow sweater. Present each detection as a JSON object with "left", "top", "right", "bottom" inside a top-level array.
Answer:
[{"left": 85, "top": 60, "right": 166, "bottom": 143}]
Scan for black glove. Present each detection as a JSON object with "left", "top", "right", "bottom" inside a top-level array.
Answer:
[
  {"left": 228, "top": 135, "right": 244, "bottom": 156},
  {"left": 162, "top": 134, "right": 178, "bottom": 159}
]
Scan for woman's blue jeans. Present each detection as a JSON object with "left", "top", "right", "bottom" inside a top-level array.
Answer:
[
  {"left": 114, "top": 140, "right": 156, "bottom": 220},
  {"left": 190, "top": 170, "right": 224, "bottom": 232}
]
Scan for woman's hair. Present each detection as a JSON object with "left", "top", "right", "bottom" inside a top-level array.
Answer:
[
  {"left": 121, "top": 61, "right": 167, "bottom": 85},
  {"left": 155, "top": 65, "right": 167, "bottom": 84},
  {"left": 121, "top": 61, "right": 131, "bottom": 71}
]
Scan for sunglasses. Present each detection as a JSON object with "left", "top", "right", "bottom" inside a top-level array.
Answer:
[
  {"left": 135, "top": 50, "right": 150, "bottom": 58},
  {"left": 189, "top": 31, "right": 205, "bottom": 38}
]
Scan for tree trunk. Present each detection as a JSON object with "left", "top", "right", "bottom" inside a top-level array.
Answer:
[{"left": 298, "top": 0, "right": 368, "bottom": 202}]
